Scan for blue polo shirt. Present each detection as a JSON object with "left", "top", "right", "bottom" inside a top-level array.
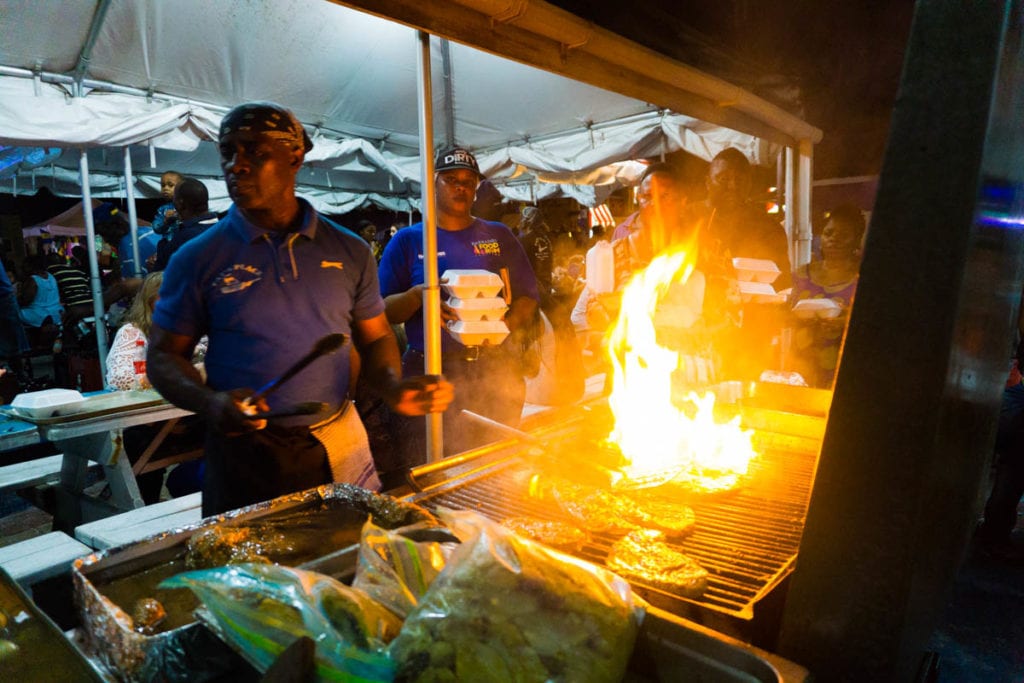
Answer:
[
  {"left": 153, "top": 199, "right": 384, "bottom": 424},
  {"left": 378, "top": 218, "right": 539, "bottom": 353}
]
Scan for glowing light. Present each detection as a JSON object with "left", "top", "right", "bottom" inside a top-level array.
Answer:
[{"left": 605, "top": 245, "right": 758, "bottom": 492}]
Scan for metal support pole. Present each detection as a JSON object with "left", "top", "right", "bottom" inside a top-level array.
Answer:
[
  {"left": 796, "top": 139, "right": 814, "bottom": 268},
  {"left": 79, "top": 149, "right": 109, "bottom": 381},
  {"left": 784, "top": 146, "right": 795, "bottom": 267},
  {"left": 123, "top": 147, "right": 143, "bottom": 277},
  {"left": 416, "top": 30, "right": 444, "bottom": 462}
]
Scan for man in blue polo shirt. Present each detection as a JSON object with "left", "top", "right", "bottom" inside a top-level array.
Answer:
[
  {"left": 379, "top": 146, "right": 539, "bottom": 468},
  {"left": 147, "top": 101, "right": 453, "bottom": 516}
]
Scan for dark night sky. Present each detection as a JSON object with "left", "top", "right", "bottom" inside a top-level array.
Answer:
[{"left": 548, "top": 1, "right": 917, "bottom": 179}]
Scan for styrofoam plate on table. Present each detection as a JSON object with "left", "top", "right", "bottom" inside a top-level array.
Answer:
[
  {"left": 10, "top": 389, "right": 84, "bottom": 418},
  {"left": 447, "top": 296, "right": 508, "bottom": 321},
  {"left": 732, "top": 257, "right": 781, "bottom": 284},
  {"left": 5, "top": 390, "right": 166, "bottom": 424},
  {"left": 446, "top": 319, "right": 510, "bottom": 346}
]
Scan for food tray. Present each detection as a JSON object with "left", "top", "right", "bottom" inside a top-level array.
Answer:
[
  {"left": 2, "top": 390, "right": 167, "bottom": 426},
  {"left": 10, "top": 388, "right": 84, "bottom": 417},
  {"left": 792, "top": 298, "right": 842, "bottom": 319},
  {"left": 0, "top": 567, "right": 105, "bottom": 682},
  {"left": 737, "top": 280, "right": 787, "bottom": 304},
  {"left": 732, "top": 257, "right": 781, "bottom": 284},
  {"left": 441, "top": 269, "right": 504, "bottom": 299},
  {"left": 446, "top": 296, "right": 508, "bottom": 321},
  {"left": 72, "top": 484, "right": 434, "bottom": 682},
  {"left": 446, "top": 319, "right": 510, "bottom": 346}
]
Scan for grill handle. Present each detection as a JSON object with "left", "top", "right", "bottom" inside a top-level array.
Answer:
[{"left": 460, "top": 410, "right": 538, "bottom": 444}]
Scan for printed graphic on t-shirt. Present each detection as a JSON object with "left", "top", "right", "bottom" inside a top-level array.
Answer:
[
  {"left": 214, "top": 265, "right": 262, "bottom": 294},
  {"left": 472, "top": 239, "right": 501, "bottom": 256},
  {"left": 533, "top": 238, "right": 551, "bottom": 261}
]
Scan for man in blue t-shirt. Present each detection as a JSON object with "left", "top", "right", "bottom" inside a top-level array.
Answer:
[
  {"left": 148, "top": 102, "right": 453, "bottom": 516},
  {"left": 378, "top": 146, "right": 539, "bottom": 468}
]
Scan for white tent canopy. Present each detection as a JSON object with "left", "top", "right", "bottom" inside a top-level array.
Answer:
[{"left": 0, "top": 0, "right": 816, "bottom": 212}]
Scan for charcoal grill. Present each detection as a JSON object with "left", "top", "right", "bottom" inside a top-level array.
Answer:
[{"left": 402, "top": 390, "right": 826, "bottom": 640}]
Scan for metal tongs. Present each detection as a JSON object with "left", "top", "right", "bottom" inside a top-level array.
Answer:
[{"left": 242, "top": 333, "right": 348, "bottom": 419}]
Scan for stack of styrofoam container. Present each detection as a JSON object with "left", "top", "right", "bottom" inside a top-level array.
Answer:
[
  {"left": 441, "top": 269, "right": 510, "bottom": 346},
  {"left": 732, "top": 257, "right": 787, "bottom": 304}
]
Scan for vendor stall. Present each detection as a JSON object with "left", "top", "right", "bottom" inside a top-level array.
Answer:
[{"left": 0, "top": 1, "right": 1019, "bottom": 681}]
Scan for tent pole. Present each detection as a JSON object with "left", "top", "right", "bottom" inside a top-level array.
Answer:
[
  {"left": 796, "top": 139, "right": 814, "bottom": 268},
  {"left": 784, "top": 146, "right": 795, "bottom": 268},
  {"left": 79, "top": 149, "right": 110, "bottom": 382},
  {"left": 417, "top": 30, "right": 444, "bottom": 462},
  {"left": 123, "top": 147, "right": 143, "bottom": 277},
  {"left": 440, "top": 39, "right": 456, "bottom": 147}
]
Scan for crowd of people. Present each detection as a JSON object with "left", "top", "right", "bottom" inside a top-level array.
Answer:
[{"left": 0, "top": 100, "right": 872, "bottom": 516}]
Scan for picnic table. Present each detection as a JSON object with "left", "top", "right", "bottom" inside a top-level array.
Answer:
[{"left": 0, "top": 390, "right": 195, "bottom": 530}]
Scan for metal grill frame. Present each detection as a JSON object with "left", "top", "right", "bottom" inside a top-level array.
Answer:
[{"left": 403, "top": 398, "right": 824, "bottom": 623}]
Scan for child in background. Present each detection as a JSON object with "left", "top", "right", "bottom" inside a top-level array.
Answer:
[{"left": 151, "top": 171, "right": 183, "bottom": 237}]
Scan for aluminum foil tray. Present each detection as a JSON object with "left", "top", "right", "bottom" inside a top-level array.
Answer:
[{"left": 72, "top": 483, "right": 434, "bottom": 682}]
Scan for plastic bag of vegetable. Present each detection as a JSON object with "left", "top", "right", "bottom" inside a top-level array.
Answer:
[
  {"left": 160, "top": 563, "right": 399, "bottom": 682},
  {"left": 389, "top": 508, "right": 645, "bottom": 682},
  {"left": 352, "top": 519, "right": 460, "bottom": 619}
]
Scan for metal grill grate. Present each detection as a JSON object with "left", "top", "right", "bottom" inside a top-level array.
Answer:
[{"left": 406, "top": 424, "right": 819, "bottom": 621}]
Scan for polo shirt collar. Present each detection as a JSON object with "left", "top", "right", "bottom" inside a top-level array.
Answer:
[{"left": 230, "top": 198, "right": 318, "bottom": 244}]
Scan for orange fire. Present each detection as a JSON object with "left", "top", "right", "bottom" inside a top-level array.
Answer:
[{"left": 605, "top": 246, "right": 758, "bottom": 492}]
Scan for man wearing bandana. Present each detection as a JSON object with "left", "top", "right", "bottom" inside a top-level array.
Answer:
[{"left": 148, "top": 101, "right": 453, "bottom": 516}]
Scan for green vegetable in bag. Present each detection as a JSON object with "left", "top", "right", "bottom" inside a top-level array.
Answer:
[
  {"left": 352, "top": 519, "right": 459, "bottom": 619},
  {"left": 160, "top": 563, "right": 399, "bottom": 682},
  {"left": 389, "top": 509, "right": 645, "bottom": 682}
]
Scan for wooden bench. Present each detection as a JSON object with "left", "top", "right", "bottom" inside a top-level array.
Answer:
[
  {"left": 0, "top": 531, "right": 93, "bottom": 587},
  {"left": 75, "top": 492, "right": 203, "bottom": 550},
  {"left": 0, "top": 453, "right": 65, "bottom": 495}
]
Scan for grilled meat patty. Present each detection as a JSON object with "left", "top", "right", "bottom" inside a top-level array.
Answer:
[
  {"left": 620, "top": 491, "right": 697, "bottom": 538},
  {"left": 549, "top": 479, "right": 698, "bottom": 538},
  {"left": 550, "top": 480, "right": 641, "bottom": 535},
  {"left": 501, "top": 516, "right": 590, "bottom": 552},
  {"left": 607, "top": 529, "right": 709, "bottom": 597}
]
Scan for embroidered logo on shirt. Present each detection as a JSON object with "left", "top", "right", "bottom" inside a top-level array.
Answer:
[
  {"left": 320, "top": 260, "right": 344, "bottom": 270},
  {"left": 214, "top": 265, "right": 262, "bottom": 294},
  {"left": 417, "top": 251, "right": 446, "bottom": 259},
  {"left": 471, "top": 239, "right": 501, "bottom": 256}
]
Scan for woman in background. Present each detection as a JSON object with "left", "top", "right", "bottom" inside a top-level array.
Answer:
[
  {"left": 106, "top": 272, "right": 205, "bottom": 502},
  {"left": 787, "top": 204, "right": 867, "bottom": 388}
]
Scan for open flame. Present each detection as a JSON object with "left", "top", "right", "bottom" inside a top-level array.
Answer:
[{"left": 605, "top": 246, "right": 758, "bottom": 492}]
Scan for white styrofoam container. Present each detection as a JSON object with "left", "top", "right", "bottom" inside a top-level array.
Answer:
[
  {"left": 447, "top": 296, "right": 508, "bottom": 321},
  {"left": 446, "top": 319, "right": 510, "bottom": 346},
  {"left": 441, "top": 269, "right": 504, "bottom": 299},
  {"left": 11, "top": 388, "right": 85, "bottom": 417},
  {"left": 737, "top": 280, "right": 786, "bottom": 304},
  {"left": 732, "top": 257, "right": 781, "bottom": 284},
  {"left": 793, "top": 298, "right": 842, "bottom": 319}
]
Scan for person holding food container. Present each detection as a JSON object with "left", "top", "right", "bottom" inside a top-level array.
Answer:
[
  {"left": 378, "top": 146, "right": 540, "bottom": 474},
  {"left": 785, "top": 204, "right": 866, "bottom": 388},
  {"left": 147, "top": 102, "right": 453, "bottom": 516}
]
